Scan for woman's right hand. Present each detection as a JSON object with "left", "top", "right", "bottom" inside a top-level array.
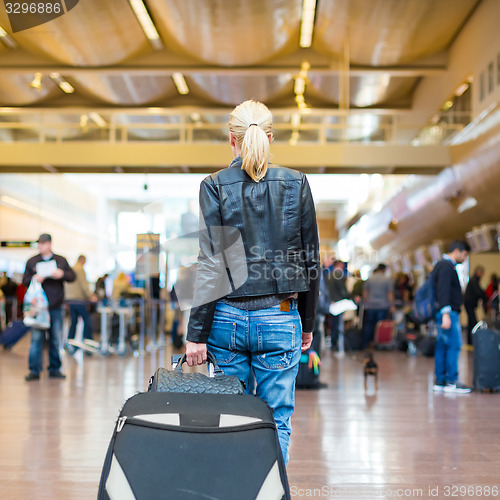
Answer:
[
  {"left": 185, "top": 341, "right": 207, "bottom": 366},
  {"left": 301, "top": 332, "right": 313, "bottom": 351}
]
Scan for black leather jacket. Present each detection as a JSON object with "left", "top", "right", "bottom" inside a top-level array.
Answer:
[{"left": 187, "top": 156, "right": 320, "bottom": 343}]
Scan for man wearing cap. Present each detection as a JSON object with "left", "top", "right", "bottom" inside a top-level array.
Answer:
[{"left": 22, "top": 234, "right": 76, "bottom": 381}]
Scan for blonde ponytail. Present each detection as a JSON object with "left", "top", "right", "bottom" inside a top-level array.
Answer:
[{"left": 229, "top": 100, "right": 273, "bottom": 182}]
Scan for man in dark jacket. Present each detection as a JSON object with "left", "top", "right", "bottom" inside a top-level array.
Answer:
[
  {"left": 464, "top": 266, "right": 488, "bottom": 347},
  {"left": 432, "top": 240, "right": 471, "bottom": 394},
  {"left": 23, "top": 234, "right": 76, "bottom": 381}
]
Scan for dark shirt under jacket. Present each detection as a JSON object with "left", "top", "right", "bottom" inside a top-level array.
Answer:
[{"left": 23, "top": 254, "right": 76, "bottom": 309}]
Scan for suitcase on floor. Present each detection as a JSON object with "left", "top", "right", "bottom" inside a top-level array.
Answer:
[
  {"left": 296, "top": 349, "right": 321, "bottom": 389},
  {"left": 0, "top": 321, "right": 30, "bottom": 349},
  {"left": 473, "top": 326, "right": 500, "bottom": 391},
  {"left": 418, "top": 334, "right": 436, "bottom": 357},
  {"left": 344, "top": 327, "right": 364, "bottom": 351},
  {"left": 97, "top": 392, "right": 290, "bottom": 500},
  {"left": 374, "top": 320, "right": 395, "bottom": 348}
]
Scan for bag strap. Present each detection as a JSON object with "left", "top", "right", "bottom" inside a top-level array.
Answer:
[{"left": 174, "top": 351, "right": 224, "bottom": 377}]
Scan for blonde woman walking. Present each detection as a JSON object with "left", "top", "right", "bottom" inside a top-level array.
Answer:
[{"left": 185, "top": 100, "right": 320, "bottom": 464}]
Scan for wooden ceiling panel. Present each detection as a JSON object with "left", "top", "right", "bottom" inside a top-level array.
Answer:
[
  {"left": 3, "top": 0, "right": 150, "bottom": 66},
  {"left": 148, "top": 0, "right": 302, "bottom": 66},
  {"left": 314, "top": 0, "right": 480, "bottom": 65},
  {"left": 308, "top": 74, "right": 419, "bottom": 108},
  {"left": 72, "top": 74, "right": 177, "bottom": 105},
  {"left": 0, "top": 74, "right": 60, "bottom": 105},
  {"left": 189, "top": 73, "right": 293, "bottom": 106}
]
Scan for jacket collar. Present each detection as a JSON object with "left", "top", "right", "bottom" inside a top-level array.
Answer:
[
  {"left": 229, "top": 156, "right": 243, "bottom": 169},
  {"left": 443, "top": 253, "right": 457, "bottom": 266}
]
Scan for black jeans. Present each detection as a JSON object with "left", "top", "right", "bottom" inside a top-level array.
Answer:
[{"left": 464, "top": 304, "right": 477, "bottom": 346}]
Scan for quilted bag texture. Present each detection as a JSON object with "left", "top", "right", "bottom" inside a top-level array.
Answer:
[{"left": 148, "top": 352, "right": 245, "bottom": 395}]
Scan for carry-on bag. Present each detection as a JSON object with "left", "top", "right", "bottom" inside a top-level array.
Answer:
[
  {"left": 296, "top": 349, "right": 321, "bottom": 389},
  {"left": 0, "top": 320, "right": 30, "bottom": 349},
  {"left": 418, "top": 335, "right": 436, "bottom": 357},
  {"left": 148, "top": 352, "right": 245, "bottom": 395},
  {"left": 473, "top": 323, "right": 500, "bottom": 391},
  {"left": 97, "top": 391, "right": 291, "bottom": 500},
  {"left": 344, "top": 327, "right": 364, "bottom": 351},
  {"left": 23, "top": 279, "right": 50, "bottom": 330},
  {"left": 374, "top": 319, "right": 395, "bottom": 348}
]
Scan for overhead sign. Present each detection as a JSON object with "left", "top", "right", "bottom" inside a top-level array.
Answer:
[
  {"left": 1, "top": 241, "right": 36, "bottom": 248},
  {"left": 136, "top": 233, "right": 160, "bottom": 280}
]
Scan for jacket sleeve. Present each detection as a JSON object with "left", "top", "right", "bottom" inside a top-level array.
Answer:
[
  {"left": 59, "top": 257, "right": 76, "bottom": 283},
  {"left": 186, "top": 177, "right": 222, "bottom": 343},
  {"left": 77, "top": 267, "right": 91, "bottom": 300},
  {"left": 434, "top": 263, "right": 452, "bottom": 312},
  {"left": 22, "top": 259, "right": 35, "bottom": 288},
  {"left": 297, "top": 175, "right": 320, "bottom": 333}
]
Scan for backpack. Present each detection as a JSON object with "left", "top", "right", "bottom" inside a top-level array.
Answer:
[{"left": 412, "top": 272, "right": 436, "bottom": 324}]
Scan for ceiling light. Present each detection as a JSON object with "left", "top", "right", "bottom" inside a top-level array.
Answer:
[
  {"left": 299, "top": 0, "right": 317, "bottom": 48},
  {"left": 128, "top": 0, "right": 163, "bottom": 50},
  {"left": 172, "top": 72, "right": 189, "bottom": 95},
  {"left": 442, "top": 100, "right": 453, "bottom": 111},
  {"left": 0, "top": 25, "right": 16, "bottom": 48},
  {"left": 457, "top": 196, "right": 478, "bottom": 214},
  {"left": 294, "top": 77, "right": 306, "bottom": 95},
  {"left": 291, "top": 113, "right": 301, "bottom": 128},
  {"left": 80, "top": 114, "right": 88, "bottom": 128},
  {"left": 455, "top": 82, "right": 469, "bottom": 97},
  {"left": 89, "top": 112, "right": 107, "bottom": 128},
  {"left": 29, "top": 73, "right": 43, "bottom": 91},
  {"left": 49, "top": 73, "right": 74, "bottom": 94}
]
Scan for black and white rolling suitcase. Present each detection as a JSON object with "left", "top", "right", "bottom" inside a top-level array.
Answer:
[{"left": 98, "top": 355, "right": 290, "bottom": 500}]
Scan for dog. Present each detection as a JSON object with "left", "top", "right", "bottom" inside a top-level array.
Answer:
[{"left": 363, "top": 352, "right": 378, "bottom": 391}]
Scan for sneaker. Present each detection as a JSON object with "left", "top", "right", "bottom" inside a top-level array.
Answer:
[
  {"left": 433, "top": 381, "right": 446, "bottom": 392},
  {"left": 49, "top": 372, "right": 66, "bottom": 379},
  {"left": 443, "top": 382, "right": 472, "bottom": 394},
  {"left": 25, "top": 372, "right": 40, "bottom": 381}
]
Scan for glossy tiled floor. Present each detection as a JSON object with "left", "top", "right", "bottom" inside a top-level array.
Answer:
[{"left": 1, "top": 336, "right": 499, "bottom": 500}]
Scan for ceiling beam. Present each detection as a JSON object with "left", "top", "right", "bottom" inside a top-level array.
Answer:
[
  {"left": 0, "top": 64, "right": 446, "bottom": 77},
  {"left": 0, "top": 143, "right": 450, "bottom": 171}
]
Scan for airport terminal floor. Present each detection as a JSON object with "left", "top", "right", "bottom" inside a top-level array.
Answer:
[{"left": 1, "top": 337, "right": 499, "bottom": 500}]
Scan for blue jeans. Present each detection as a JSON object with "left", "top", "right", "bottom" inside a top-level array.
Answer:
[
  {"left": 68, "top": 302, "right": 93, "bottom": 341},
  {"left": 207, "top": 300, "right": 302, "bottom": 465},
  {"left": 434, "top": 311, "right": 462, "bottom": 384},
  {"left": 363, "top": 308, "right": 388, "bottom": 348},
  {"left": 28, "top": 307, "right": 64, "bottom": 375}
]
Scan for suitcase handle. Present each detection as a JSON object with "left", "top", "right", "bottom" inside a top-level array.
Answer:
[
  {"left": 472, "top": 321, "right": 487, "bottom": 334},
  {"left": 173, "top": 351, "right": 224, "bottom": 377}
]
